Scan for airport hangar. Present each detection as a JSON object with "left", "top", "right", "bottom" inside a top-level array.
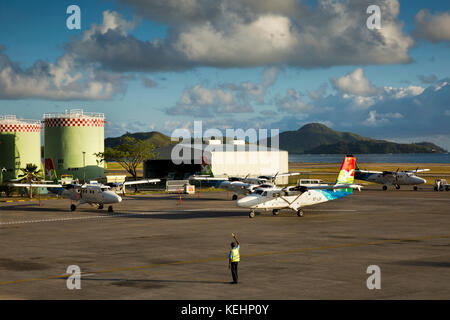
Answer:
[{"left": 143, "top": 140, "right": 290, "bottom": 184}]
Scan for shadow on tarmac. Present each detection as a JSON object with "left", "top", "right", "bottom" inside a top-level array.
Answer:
[
  {"left": 123, "top": 195, "right": 232, "bottom": 202},
  {"left": 82, "top": 277, "right": 230, "bottom": 286},
  {"left": 112, "top": 210, "right": 252, "bottom": 220}
]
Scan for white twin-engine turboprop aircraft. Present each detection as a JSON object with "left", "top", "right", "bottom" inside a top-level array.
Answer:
[
  {"left": 9, "top": 179, "right": 160, "bottom": 212},
  {"left": 236, "top": 155, "right": 362, "bottom": 218},
  {"left": 354, "top": 163, "right": 429, "bottom": 191},
  {"left": 191, "top": 172, "right": 301, "bottom": 200}
]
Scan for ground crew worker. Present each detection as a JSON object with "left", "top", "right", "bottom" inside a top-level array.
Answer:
[{"left": 228, "top": 232, "right": 240, "bottom": 284}]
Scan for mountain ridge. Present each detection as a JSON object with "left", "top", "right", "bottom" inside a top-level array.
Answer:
[{"left": 105, "top": 123, "right": 447, "bottom": 154}]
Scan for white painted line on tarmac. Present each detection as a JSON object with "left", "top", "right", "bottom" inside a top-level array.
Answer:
[{"left": 0, "top": 213, "right": 161, "bottom": 226}]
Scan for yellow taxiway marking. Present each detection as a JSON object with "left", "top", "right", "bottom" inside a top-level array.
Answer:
[{"left": 0, "top": 233, "right": 449, "bottom": 287}]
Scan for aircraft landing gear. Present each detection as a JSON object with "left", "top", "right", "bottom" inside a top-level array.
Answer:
[
  {"left": 395, "top": 185, "right": 400, "bottom": 190},
  {"left": 70, "top": 204, "right": 76, "bottom": 212},
  {"left": 98, "top": 204, "right": 104, "bottom": 210},
  {"left": 297, "top": 209, "right": 304, "bottom": 217},
  {"left": 413, "top": 186, "right": 418, "bottom": 191},
  {"left": 249, "top": 210, "right": 255, "bottom": 218},
  {"left": 108, "top": 206, "right": 114, "bottom": 213},
  {"left": 232, "top": 194, "right": 238, "bottom": 201},
  {"left": 272, "top": 209, "right": 280, "bottom": 216},
  {"left": 382, "top": 185, "right": 388, "bottom": 191}
]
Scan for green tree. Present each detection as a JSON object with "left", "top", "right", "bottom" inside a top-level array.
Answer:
[
  {"left": 96, "top": 137, "right": 159, "bottom": 192},
  {"left": 18, "top": 163, "right": 43, "bottom": 198}
]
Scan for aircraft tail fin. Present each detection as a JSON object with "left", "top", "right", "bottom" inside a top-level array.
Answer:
[
  {"left": 44, "top": 158, "right": 58, "bottom": 183},
  {"left": 200, "top": 156, "right": 213, "bottom": 176},
  {"left": 335, "top": 155, "right": 356, "bottom": 185}
]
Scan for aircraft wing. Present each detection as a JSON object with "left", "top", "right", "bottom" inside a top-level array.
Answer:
[
  {"left": 357, "top": 169, "right": 383, "bottom": 174},
  {"left": 276, "top": 172, "right": 301, "bottom": 177},
  {"left": 407, "top": 169, "right": 430, "bottom": 173},
  {"left": 8, "top": 183, "right": 63, "bottom": 188},
  {"left": 122, "top": 179, "right": 160, "bottom": 186},
  {"left": 299, "top": 183, "right": 363, "bottom": 191}
]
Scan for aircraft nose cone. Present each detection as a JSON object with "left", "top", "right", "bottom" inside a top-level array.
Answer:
[
  {"left": 237, "top": 196, "right": 255, "bottom": 208},
  {"left": 416, "top": 177, "right": 426, "bottom": 184},
  {"left": 104, "top": 191, "right": 121, "bottom": 204},
  {"left": 236, "top": 198, "right": 246, "bottom": 207}
]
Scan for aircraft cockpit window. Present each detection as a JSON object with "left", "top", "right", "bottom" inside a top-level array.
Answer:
[
  {"left": 262, "top": 191, "right": 267, "bottom": 196},
  {"left": 254, "top": 189, "right": 264, "bottom": 195}
]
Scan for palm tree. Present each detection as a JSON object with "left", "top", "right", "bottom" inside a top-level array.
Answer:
[{"left": 18, "top": 163, "right": 42, "bottom": 198}]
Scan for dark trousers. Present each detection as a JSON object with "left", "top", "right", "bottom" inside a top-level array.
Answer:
[{"left": 231, "top": 262, "right": 239, "bottom": 283}]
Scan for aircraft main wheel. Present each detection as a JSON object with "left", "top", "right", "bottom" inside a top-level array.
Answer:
[
  {"left": 108, "top": 206, "right": 114, "bottom": 213},
  {"left": 249, "top": 211, "right": 255, "bottom": 218},
  {"left": 413, "top": 186, "right": 418, "bottom": 191},
  {"left": 272, "top": 209, "right": 280, "bottom": 216},
  {"left": 70, "top": 204, "right": 76, "bottom": 212},
  {"left": 446, "top": 186, "right": 449, "bottom": 192},
  {"left": 98, "top": 204, "right": 104, "bottom": 210},
  {"left": 232, "top": 194, "right": 238, "bottom": 201},
  {"left": 382, "top": 186, "right": 388, "bottom": 191},
  {"left": 395, "top": 185, "right": 400, "bottom": 190},
  {"left": 297, "top": 209, "right": 304, "bottom": 217}
]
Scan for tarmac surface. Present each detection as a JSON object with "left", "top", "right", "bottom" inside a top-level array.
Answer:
[{"left": 0, "top": 186, "right": 449, "bottom": 299}]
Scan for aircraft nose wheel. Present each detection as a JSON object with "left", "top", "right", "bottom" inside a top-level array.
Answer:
[
  {"left": 395, "top": 185, "right": 400, "bottom": 190},
  {"left": 382, "top": 186, "right": 388, "bottom": 191},
  {"left": 272, "top": 209, "right": 280, "bottom": 216},
  {"left": 98, "top": 204, "right": 104, "bottom": 210},
  {"left": 70, "top": 204, "right": 76, "bottom": 212},
  {"left": 108, "top": 206, "right": 114, "bottom": 213},
  {"left": 297, "top": 209, "right": 304, "bottom": 217},
  {"left": 249, "top": 211, "right": 255, "bottom": 218},
  {"left": 413, "top": 186, "right": 418, "bottom": 191},
  {"left": 232, "top": 194, "right": 238, "bottom": 201}
]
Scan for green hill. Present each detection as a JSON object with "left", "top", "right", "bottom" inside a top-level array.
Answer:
[
  {"left": 277, "top": 123, "right": 447, "bottom": 154},
  {"left": 105, "top": 131, "right": 173, "bottom": 149},
  {"left": 278, "top": 123, "right": 372, "bottom": 153}
]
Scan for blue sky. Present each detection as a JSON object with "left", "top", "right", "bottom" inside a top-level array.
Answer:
[{"left": 0, "top": 0, "right": 449, "bottom": 149}]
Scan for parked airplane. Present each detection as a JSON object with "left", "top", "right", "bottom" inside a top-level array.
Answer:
[
  {"left": 236, "top": 155, "right": 362, "bottom": 218},
  {"left": 9, "top": 179, "right": 160, "bottom": 212},
  {"left": 191, "top": 172, "right": 301, "bottom": 200},
  {"left": 354, "top": 163, "right": 429, "bottom": 190}
]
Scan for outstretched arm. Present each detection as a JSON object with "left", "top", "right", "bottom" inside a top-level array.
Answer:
[{"left": 232, "top": 233, "right": 239, "bottom": 246}]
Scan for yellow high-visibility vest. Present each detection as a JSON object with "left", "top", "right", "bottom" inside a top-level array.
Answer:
[{"left": 231, "top": 248, "right": 240, "bottom": 262}]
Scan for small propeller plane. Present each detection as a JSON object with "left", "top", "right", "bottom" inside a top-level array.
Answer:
[
  {"left": 354, "top": 163, "right": 429, "bottom": 191},
  {"left": 191, "top": 172, "right": 301, "bottom": 200},
  {"left": 9, "top": 179, "right": 160, "bottom": 212},
  {"left": 236, "top": 155, "right": 362, "bottom": 218}
]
